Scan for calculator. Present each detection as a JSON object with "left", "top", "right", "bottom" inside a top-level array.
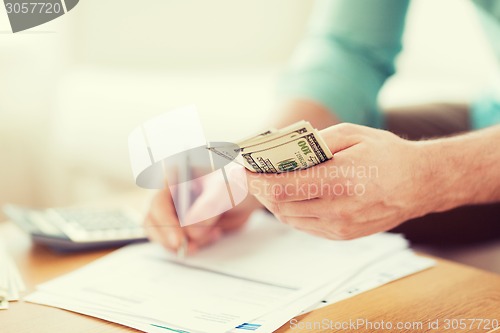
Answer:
[{"left": 2, "top": 205, "right": 147, "bottom": 252}]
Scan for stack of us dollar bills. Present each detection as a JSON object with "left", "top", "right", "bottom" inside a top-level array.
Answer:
[{"left": 210, "top": 120, "right": 332, "bottom": 173}]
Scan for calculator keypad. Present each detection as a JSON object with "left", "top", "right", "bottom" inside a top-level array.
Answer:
[{"left": 45, "top": 208, "right": 145, "bottom": 242}]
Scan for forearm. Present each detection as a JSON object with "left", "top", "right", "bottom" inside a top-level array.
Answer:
[
  {"left": 277, "top": 1, "right": 408, "bottom": 128},
  {"left": 272, "top": 99, "right": 340, "bottom": 130},
  {"left": 419, "top": 125, "right": 500, "bottom": 213}
]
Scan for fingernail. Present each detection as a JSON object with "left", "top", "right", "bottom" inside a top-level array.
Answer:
[{"left": 168, "top": 232, "right": 179, "bottom": 249}]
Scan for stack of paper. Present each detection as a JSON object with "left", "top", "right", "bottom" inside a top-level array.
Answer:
[
  {"left": 26, "top": 211, "right": 434, "bottom": 333},
  {"left": 0, "top": 244, "right": 26, "bottom": 310}
]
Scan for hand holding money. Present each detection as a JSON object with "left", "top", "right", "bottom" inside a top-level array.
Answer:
[{"left": 246, "top": 123, "right": 441, "bottom": 241}]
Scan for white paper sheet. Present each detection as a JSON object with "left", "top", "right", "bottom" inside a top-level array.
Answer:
[
  {"left": 230, "top": 250, "right": 434, "bottom": 333},
  {"left": 31, "top": 244, "right": 301, "bottom": 333},
  {"left": 25, "top": 211, "right": 431, "bottom": 333},
  {"left": 0, "top": 243, "right": 26, "bottom": 310},
  {"left": 162, "top": 212, "right": 409, "bottom": 288}
]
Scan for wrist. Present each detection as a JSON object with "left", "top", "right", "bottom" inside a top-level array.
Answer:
[{"left": 415, "top": 139, "right": 468, "bottom": 214}]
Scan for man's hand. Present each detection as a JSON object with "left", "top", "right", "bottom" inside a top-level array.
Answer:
[
  {"left": 143, "top": 98, "right": 336, "bottom": 253},
  {"left": 247, "top": 123, "right": 432, "bottom": 240},
  {"left": 144, "top": 179, "right": 262, "bottom": 254}
]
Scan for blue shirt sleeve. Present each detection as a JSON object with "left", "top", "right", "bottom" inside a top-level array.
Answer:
[{"left": 278, "top": 0, "right": 410, "bottom": 127}]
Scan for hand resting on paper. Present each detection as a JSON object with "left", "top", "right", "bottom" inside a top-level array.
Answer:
[{"left": 143, "top": 175, "right": 262, "bottom": 254}]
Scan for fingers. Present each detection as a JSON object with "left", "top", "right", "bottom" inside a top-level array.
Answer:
[
  {"left": 277, "top": 216, "right": 324, "bottom": 233},
  {"left": 184, "top": 216, "right": 220, "bottom": 244},
  {"left": 258, "top": 193, "right": 398, "bottom": 241},
  {"left": 277, "top": 213, "right": 399, "bottom": 241},
  {"left": 217, "top": 210, "right": 253, "bottom": 233},
  {"left": 183, "top": 176, "right": 230, "bottom": 242},
  {"left": 144, "top": 188, "right": 186, "bottom": 252},
  {"left": 274, "top": 214, "right": 360, "bottom": 241},
  {"left": 247, "top": 170, "right": 327, "bottom": 203},
  {"left": 183, "top": 187, "right": 226, "bottom": 228},
  {"left": 246, "top": 124, "right": 376, "bottom": 204},
  {"left": 185, "top": 189, "right": 260, "bottom": 245},
  {"left": 320, "top": 123, "right": 369, "bottom": 154},
  {"left": 143, "top": 216, "right": 162, "bottom": 243},
  {"left": 273, "top": 215, "right": 354, "bottom": 241},
  {"left": 258, "top": 197, "right": 324, "bottom": 218},
  {"left": 185, "top": 226, "right": 223, "bottom": 253},
  {"left": 324, "top": 218, "right": 398, "bottom": 240}
]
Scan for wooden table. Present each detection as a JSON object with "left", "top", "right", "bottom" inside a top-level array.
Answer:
[{"left": 1, "top": 221, "right": 500, "bottom": 333}]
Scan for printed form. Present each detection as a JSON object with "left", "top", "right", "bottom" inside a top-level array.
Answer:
[{"left": 26, "top": 211, "right": 433, "bottom": 333}]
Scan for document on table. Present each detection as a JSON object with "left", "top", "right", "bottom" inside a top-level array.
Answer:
[
  {"left": 26, "top": 211, "right": 434, "bottom": 333},
  {"left": 230, "top": 250, "right": 434, "bottom": 333}
]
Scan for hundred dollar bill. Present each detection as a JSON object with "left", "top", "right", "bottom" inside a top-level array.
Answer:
[
  {"left": 242, "top": 131, "right": 331, "bottom": 173},
  {"left": 238, "top": 121, "right": 313, "bottom": 151},
  {"left": 208, "top": 121, "right": 332, "bottom": 173}
]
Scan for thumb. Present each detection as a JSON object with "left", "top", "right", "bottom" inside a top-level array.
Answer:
[{"left": 320, "top": 123, "right": 368, "bottom": 154}]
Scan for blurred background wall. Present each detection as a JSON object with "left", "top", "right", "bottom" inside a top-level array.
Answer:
[{"left": 0, "top": 0, "right": 497, "bottom": 212}]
